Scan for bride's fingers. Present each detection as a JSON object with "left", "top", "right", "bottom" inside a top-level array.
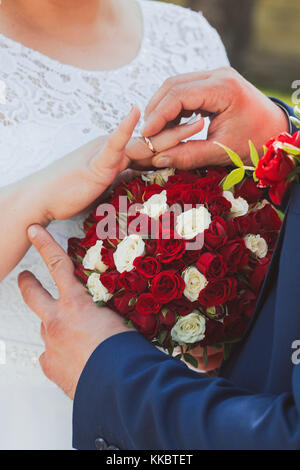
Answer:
[
  {"left": 98, "top": 106, "right": 141, "bottom": 167},
  {"left": 18, "top": 271, "right": 54, "bottom": 321},
  {"left": 126, "top": 116, "right": 204, "bottom": 162}
]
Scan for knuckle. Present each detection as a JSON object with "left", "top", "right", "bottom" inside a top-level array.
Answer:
[
  {"left": 47, "top": 254, "right": 64, "bottom": 273},
  {"left": 46, "top": 314, "right": 63, "bottom": 338}
]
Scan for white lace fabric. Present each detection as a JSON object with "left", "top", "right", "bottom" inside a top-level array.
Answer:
[{"left": 0, "top": 0, "right": 229, "bottom": 449}]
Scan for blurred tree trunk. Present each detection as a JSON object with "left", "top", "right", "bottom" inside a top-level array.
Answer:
[{"left": 188, "top": 0, "right": 257, "bottom": 72}]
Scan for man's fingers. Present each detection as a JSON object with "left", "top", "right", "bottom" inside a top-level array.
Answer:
[
  {"left": 152, "top": 140, "right": 227, "bottom": 170},
  {"left": 27, "top": 225, "right": 82, "bottom": 296},
  {"left": 144, "top": 72, "right": 211, "bottom": 119},
  {"left": 142, "top": 78, "right": 228, "bottom": 138},
  {"left": 18, "top": 271, "right": 55, "bottom": 322}
]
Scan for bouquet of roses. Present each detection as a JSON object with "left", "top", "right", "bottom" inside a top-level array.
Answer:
[{"left": 68, "top": 160, "right": 282, "bottom": 368}]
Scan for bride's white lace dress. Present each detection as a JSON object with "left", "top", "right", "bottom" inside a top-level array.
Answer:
[{"left": 0, "top": 0, "right": 228, "bottom": 449}]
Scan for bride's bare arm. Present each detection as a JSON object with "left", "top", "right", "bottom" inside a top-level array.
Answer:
[{"left": 0, "top": 107, "right": 203, "bottom": 281}]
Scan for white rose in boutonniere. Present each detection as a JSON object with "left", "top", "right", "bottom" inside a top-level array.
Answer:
[
  {"left": 223, "top": 191, "right": 249, "bottom": 218},
  {"left": 140, "top": 190, "right": 169, "bottom": 220},
  {"left": 244, "top": 234, "right": 268, "bottom": 259},
  {"left": 182, "top": 266, "right": 208, "bottom": 302},
  {"left": 83, "top": 240, "right": 108, "bottom": 273},
  {"left": 87, "top": 273, "right": 113, "bottom": 303},
  {"left": 171, "top": 311, "right": 206, "bottom": 345},
  {"left": 176, "top": 207, "right": 211, "bottom": 240},
  {"left": 113, "top": 234, "right": 145, "bottom": 273}
]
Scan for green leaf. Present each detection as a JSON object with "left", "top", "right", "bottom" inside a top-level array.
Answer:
[
  {"left": 276, "top": 209, "right": 285, "bottom": 221},
  {"left": 290, "top": 117, "right": 300, "bottom": 129},
  {"left": 183, "top": 353, "right": 198, "bottom": 369},
  {"left": 253, "top": 171, "right": 259, "bottom": 183},
  {"left": 282, "top": 144, "right": 300, "bottom": 156},
  {"left": 174, "top": 354, "right": 182, "bottom": 360},
  {"left": 263, "top": 145, "right": 268, "bottom": 154},
  {"left": 96, "top": 301, "right": 106, "bottom": 307},
  {"left": 249, "top": 140, "right": 259, "bottom": 168},
  {"left": 294, "top": 105, "right": 300, "bottom": 120},
  {"left": 215, "top": 142, "right": 244, "bottom": 168},
  {"left": 161, "top": 307, "right": 170, "bottom": 318},
  {"left": 222, "top": 167, "right": 245, "bottom": 190}
]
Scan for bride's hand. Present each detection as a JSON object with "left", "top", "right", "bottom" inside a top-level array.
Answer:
[{"left": 40, "top": 107, "right": 141, "bottom": 222}]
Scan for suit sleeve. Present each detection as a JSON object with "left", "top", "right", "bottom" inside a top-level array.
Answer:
[{"left": 72, "top": 331, "right": 300, "bottom": 450}]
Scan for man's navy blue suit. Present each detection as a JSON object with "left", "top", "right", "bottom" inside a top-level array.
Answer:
[{"left": 73, "top": 102, "right": 300, "bottom": 450}]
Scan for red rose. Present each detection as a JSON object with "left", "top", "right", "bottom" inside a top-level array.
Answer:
[
  {"left": 166, "top": 170, "right": 199, "bottom": 185},
  {"left": 200, "top": 320, "right": 225, "bottom": 347},
  {"left": 80, "top": 225, "right": 99, "bottom": 248},
  {"left": 219, "top": 239, "right": 248, "bottom": 273},
  {"left": 74, "top": 261, "right": 89, "bottom": 284},
  {"left": 68, "top": 237, "right": 86, "bottom": 261},
  {"left": 198, "top": 278, "right": 237, "bottom": 306},
  {"left": 100, "top": 271, "right": 120, "bottom": 293},
  {"left": 144, "top": 184, "right": 165, "bottom": 201},
  {"left": 127, "top": 178, "right": 146, "bottom": 203},
  {"left": 249, "top": 259, "right": 269, "bottom": 293},
  {"left": 134, "top": 256, "right": 161, "bottom": 279},
  {"left": 136, "top": 293, "right": 161, "bottom": 315},
  {"left": 223, "top": 312, "right": 248, "bottom": 340},
  {"left": 207, "top": 195, "right": 232, "bottom": 217},
  {"left": 205, "top": 167, "right": 229, "bottom": 184},
  {"left": 101, "top": 247, "right": 116, "bottom": 269},
  {"left": 166, "top": 184, "right": 189, "bottom": 205},
  {"left": 109, "top": 291, "right": 135, "bottom": 315},
  {"left": 130, "top": 311, "right": 158, "bottom": 339},
  {"left": 196, "top": 252, "right": 227, "bottom": 279},
  {"left": 254, "top": 204, "right": 282, "bottom": 231},
  {"left": 181, "top": 188, "right": 206, "bottom": 206},
  {"left": 227, "top": 213, "right": 259, "bottom": 239},
  {"left": 196, "top": 176, "right": 223, "bottom": 195},
  {"left": 235, "top": 178, "right": 264, "bottom": 204},
  {"left": 182, "top": 249, "right": 202, "bottom": 266},
  {"left": 128, "top": 212, "right": 153, "bottom": 238},
  {"left": 256, "top": 146, "right": 294, "bottom": 186},
  {"left": 157, "top": 232, "right": 186, "bottom": 263},
  {"left": 269, "top": 180, "right": 290, "bottom": 206},
  {"left": 158, "top": 310, "right": 177, "bottom": 329},
  {"left": 145, "top": 239, "right": 158, "bottom": 256},
  {"left": 151, "top": 270, "right": 185, "bottom": 304},
  {"left": 166, "top": 297, "right": 196, "bottom": 316},
  {"left": 119, "top": 271, "right": 148, "bottom": 294},
  {"left": 204, "top": 216, "right": 228, "bottom": 249}
]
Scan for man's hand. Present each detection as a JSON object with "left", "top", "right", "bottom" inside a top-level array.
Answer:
[
  {"left": 18, "top": 225, "right": 131, "bottom": 399},
  {"left": 141, "top": 67, "right": 290, "bottom": 169}
]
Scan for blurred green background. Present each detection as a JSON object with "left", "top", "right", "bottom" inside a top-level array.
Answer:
[{"left": 157, "top": 0, "right": 300, "bottom": 105}]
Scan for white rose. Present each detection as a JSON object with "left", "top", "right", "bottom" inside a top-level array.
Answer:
[
  {"left": 244, "top": 234, "right": 268, "bottom": 259},
  {"left": 223, "top": 191, "right": 249, "bottom": 218},
  {"left": 87, "top": 273, "right": 113, "bottom": 303},
  {"left": 113, "top": 234, "right": 145, "bottom": 273},
  {"left": 176, "top": 207, "right": 211, "bottom": 240},
  {"left": 140, "top": 190, "right": 169, "bottom": 220},
  {"left": 82, "top": 240, "right": 108, "bottom": 273},
  {"left": 141, "top": 168, "right": 175, "bottom": 184},
  {"left": 182, "top": 266, "right": 208, "bottom": 302},
  {"left": 171, "top": 311, "right": 206, "bottom": 345}
]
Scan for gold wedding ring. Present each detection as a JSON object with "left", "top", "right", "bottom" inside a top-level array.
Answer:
[{"left": 143, "top": 136, "right": 155, "bottom": 153}]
